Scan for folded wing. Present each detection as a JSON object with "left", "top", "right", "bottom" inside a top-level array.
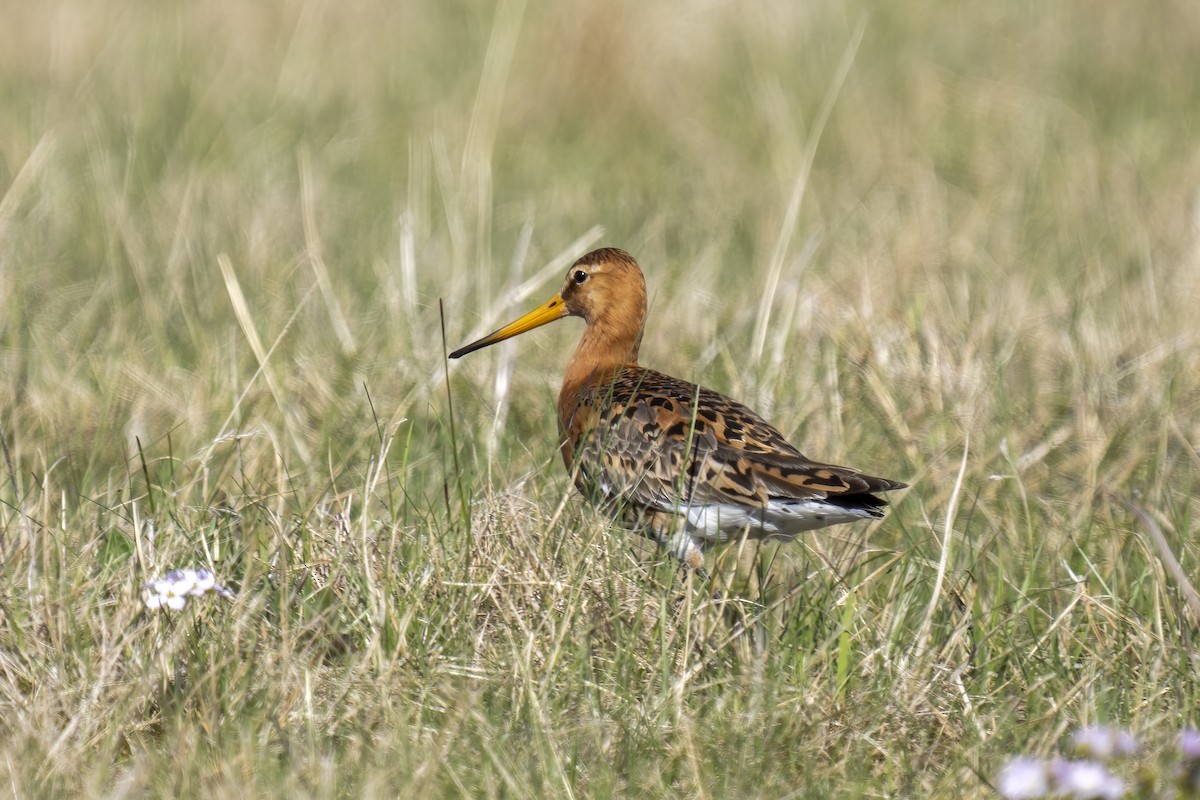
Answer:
[{"left": 571, "top": 368, "right": 905, "bottom": 524}]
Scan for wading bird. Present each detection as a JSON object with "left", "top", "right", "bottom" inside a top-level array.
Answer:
[{"left": 450, "top": 248, "right": 906, "bottom": 569}]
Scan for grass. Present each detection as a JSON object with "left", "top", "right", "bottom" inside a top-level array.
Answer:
[{"left": 2, "top": 0, "right": 1200, "bottom": 796}]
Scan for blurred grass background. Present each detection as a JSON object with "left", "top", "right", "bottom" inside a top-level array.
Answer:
[{"left": 2, "top": 0, "right": 1200, "bottom": 796}]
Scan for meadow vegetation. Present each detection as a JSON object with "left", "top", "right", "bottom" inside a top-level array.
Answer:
[{"left": 2, "top": 0, "right": 1199, "bottom": 796}]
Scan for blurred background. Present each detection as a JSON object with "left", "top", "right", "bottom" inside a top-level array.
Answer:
[{"left": 3, "top": 0, "right": 1198, "bottom": 478}]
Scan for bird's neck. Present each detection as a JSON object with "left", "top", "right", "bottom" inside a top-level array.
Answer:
[
  {"left": 557, "top": 319, "right": 642, "bottom": 456},
  {"left": 566, "top": 319, "right": 641, "bottom": 380}
]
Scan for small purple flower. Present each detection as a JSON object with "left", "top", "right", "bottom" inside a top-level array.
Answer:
[
  {"left": 1112, "top": 730, "right": 1136, "bottom": 758},
  {"left": 1050, "top": 759, "right": 1125, "bottom": 800},
  {"left": 1069, "top": 727, "right": 1137, "bottom": 760},
  {"left": 1181, "top": 729, "right": 1200, "bottom": 762},
  {"left": 997, "top": 757, "right": 1049, "bottom": 799}
]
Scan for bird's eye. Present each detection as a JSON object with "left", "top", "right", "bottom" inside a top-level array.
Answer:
[{"left": 573, "top": 269, "right": 588, "bottom": 284}]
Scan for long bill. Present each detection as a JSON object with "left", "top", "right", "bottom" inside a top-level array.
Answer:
[{"left": 448, "top": 293, "right": 569, "bottom": 359}]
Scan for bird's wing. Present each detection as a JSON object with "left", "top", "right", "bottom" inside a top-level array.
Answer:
[{"left": 571, "top": 368, "right": 904, "bottom": 515}]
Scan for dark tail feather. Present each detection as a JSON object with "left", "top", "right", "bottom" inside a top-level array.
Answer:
[{"left": 823, "top": 490, "right": 891, "bottom": 512}]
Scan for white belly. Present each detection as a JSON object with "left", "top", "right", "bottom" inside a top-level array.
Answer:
[{"left": 683, "top": 499, "right": 883, "bottom": 544}]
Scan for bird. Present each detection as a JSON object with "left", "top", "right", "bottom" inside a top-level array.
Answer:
[{"left": 449, "top": 247, "right": 906, "bottom": 570}]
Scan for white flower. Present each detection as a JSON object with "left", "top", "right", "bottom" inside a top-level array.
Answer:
[
  {"left": 164, "top": 569, "right": 196, "bottom": 595},
  {"left": 143, "top": 567, "right": 234, "bottom": 611},
  {"left": 143, "top": 581, "right": 186, "bottom": 610},
  {"left": 997, "top": 757, "right": 1049, "bottom": 799},
  {"left": 158, "top": 575, "right": 190, "bottom": 610},
  {"left": 189, "top": 568, "right": 216, "bottom": 595}
]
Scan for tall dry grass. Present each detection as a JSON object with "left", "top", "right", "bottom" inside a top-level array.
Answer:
[{"left": 1, "top": 0, "right": 1199, "bottom": 796}]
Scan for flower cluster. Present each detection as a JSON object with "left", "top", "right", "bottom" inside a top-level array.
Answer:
[
  {"left": 143, "top": 568, "right": 234, "bottom": 611},
  {"left": 1070, "top": 727, "right": 1138, "bottom": 761},
  {"left": 997, "top": 756, "right": 1123, "bottom": 800},
  {"left": 997, "top": 727, "right": 1200, "bottom": 799}
]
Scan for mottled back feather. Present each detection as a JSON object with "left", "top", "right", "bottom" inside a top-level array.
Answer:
[{"left": 561, "top": 365, "right": 903, "bottom": 526}]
